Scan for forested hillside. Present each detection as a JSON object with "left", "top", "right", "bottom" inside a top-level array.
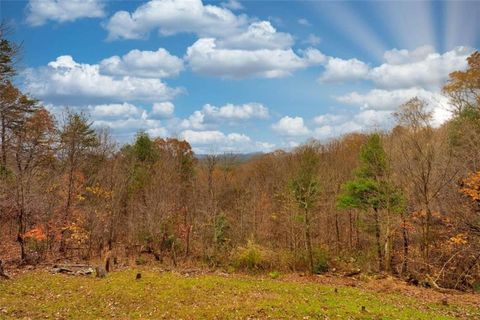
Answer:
[{"left": 1, "top": 22, "right": 479, "bottom": 292}]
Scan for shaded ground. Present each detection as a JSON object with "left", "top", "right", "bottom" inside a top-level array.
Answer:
[{"left": 0, "top": 268, "right": 479, "bottom": 319}]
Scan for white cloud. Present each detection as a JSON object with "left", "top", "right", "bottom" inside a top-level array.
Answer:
[
  {"left": 336, "top": 87, "right": 446, "bottom": 111},
  {"left": 202, "top": 103, "right": 269, "bottom": 120},
  {"left": 317, "top": 46, "right": 471, "bottom": 89},
  {"left": 383, "top": 45, "right": 436, "bottom": 65},
  {"left": 313, "top": 114, "right": 346, "bottom": 126},
  {"left": 302, "top": 48, "right": 327, "bottom": 65},
  {"left": 353, "top": 109, "right": 393, "bottom": 127},
  {"left": 369, "top": 46, "right": 471, "bottom": 89},
  {"left": 221, "top": 0, "right": 244, "bottom": 11},
  {"left": 320, "top": 57, "right": 370, "bottom": 83},
  {"left": 180, "top": 129, "right": 248, "bottom": 146},
  {"left": 90, "top": 102, "right": 144, "bottom": 120},
  {"left": 313, "top": 110, "right": 393, "bottom": 140},
  {"left": 99, "top": 48, "right": 184, "bottom": 78},
  {"left": 24, "top": 55, "right": 181, "bottom": 104},
  {"left": 105, "top": 0, "right": 248, "bottom": 40},
  {"left": 298, "top": 18, "right": 311, "bottom": 26},
  {"left": 303, "top": 34, "right": 321, "bottom": 46},
  {"left": 217, "top": 21, "right": 293, "bottom": 50},
  {"left": 147, "top": 127, "right": 169, "bottom": 137},
  {"left": 181, "top": 111, "right": 206, "bottom": 130},
  {"left": 54, "top": 102, "right": 169, "bottom": 140},
  {"left": 94, "top": 117, "right": 166, "bottom": 137},
  {"left": 152, "top": 102, "right": 175, "bottom": 118},
  {"left": 180, "top": 102, "right": 268, "bottom": 130},
  {"left": 186, "top": 38, "right": 324, "bottom": 79},
  {"left": 179, "top": 129, "right": 273, "bottom": 154},
  {"left": 272, "top": 116, "right": 310, "bottom": 136},
  {"left": 26, "top": 0, "right": 104, "bottom": 26},
  {"left": 336, "top": 88, "right": 451, "bottom": 127},
  {"left": 255, "top": 141, "right": 275, "bottom": 151}
]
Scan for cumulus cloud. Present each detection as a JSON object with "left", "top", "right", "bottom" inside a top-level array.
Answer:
[
  {"left": 105, "top": 0, "right": 248, "bottom": 40},
  {"left": 89, "top": 103, "right": 144, "bottom": 120},
  {"left": 217, "top": 21, "right": 294, "bottom": 50},
  {"left": 152, "top": 102, "right": 175, "bottom": 117},
  {"left": 320, "top": 57, "right": 370, "bottom": 83},
  {"left": 202, "top": 103, "right": 269, "bottom": 120},
  {"left": 316, "top": 45, "right": 470, "bottom": 136},
  {"left": 181, "top": 130, "right": 249, "bottom": 144},
  {"left": 369, "top": 46, "right": 471, "bottom": 89},
  {"left": 313, "top": 114, "right": 346, "bottom": 126},
  {"left": 336, "top": 87, "right": 447, "bottom": 111},
  {"left": 186, "top": 38, "right": 324, "bottom": 79},
  {"left": 272, "top": 116, "right": 310, "bottom": 136},
  {"left": 313, "top": 110, "right": 393, "bottom": 140},
  {"left": 221, "top": 0, "right": 244, "bottom": 11},
  {"left": 179, "top": 129, "right": 273, "bottom": 154},
  {"left": 26, "top": 0, "right": 105, "bottom": 26},
  {"left": 337, "top": 88, "right": 451, "bottom": 127},
  {"left": 104, "top": 0, "right": 324, "bottom": 80},
  {"left": 24, "top": 55, "right": 181, "bottom": 105},
  {"left": 94, "top": 116, "right": 167, "bottom": 139},
  {"left": 303, "top": 34, "right": 321, "bottom": 46},
  {"left": 180, "top": 102, "right": 269, "bottom": 129},
  {"left": 48, "top": 102, "right": 168, "bottom": 141},
  {"left": 318, "top": 46, "right": 471, "bottom": 89},
  {"left": 383, "top": 45, "right": 436, "bottom": 65},
  {"left": 181, "top": 111, "right": 206, "bottom": 130},
  {"left": 99, "top": 48, "right": 184, "bottom": 78}
]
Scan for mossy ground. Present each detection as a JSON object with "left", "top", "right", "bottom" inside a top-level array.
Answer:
[{"left": 0, "top": 269, "right": 478, "bottom": 319}]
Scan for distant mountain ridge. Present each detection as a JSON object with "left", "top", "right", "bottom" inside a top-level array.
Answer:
[{"left": 195, "top": 152, "right": 263, "bottom": 162}]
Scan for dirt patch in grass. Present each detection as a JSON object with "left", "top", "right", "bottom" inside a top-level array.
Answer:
[{"left": 281, "top": 273, "right": 480, "bottom": 308}]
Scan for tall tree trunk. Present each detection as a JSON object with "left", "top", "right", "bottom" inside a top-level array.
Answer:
[
  {"left": 1, "top": 114, "right": 6, "bottom": 173},
  {"left": 348, "top": 211, "right": 353, "bottom": 249},
  {"left": 60, "top": 150, "right": 76, "bottom": 254},
  {"left": 305, "top": 208, "right": 314, "bottom": 273},
  {"left": 373, "top": 208, "right": 383, "bottom": 271},
  {"left": 425, "top": 206, "right": 432, "bottom": 268},
  {"left": 334, "top": 210, "right": 340, "bottom": 253},
  {"left": 401, "top": 213, "right": 409, "bottom": 275},
  {"left": 16, "top": 177, "right": 26, "bottom": 261}
]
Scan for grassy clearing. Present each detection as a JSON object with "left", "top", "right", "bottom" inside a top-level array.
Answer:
[{"left": 0, "top": 269, "right": 478, "bottom": 319}]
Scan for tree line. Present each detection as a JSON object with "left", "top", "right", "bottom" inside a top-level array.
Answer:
[{"left": 1, "top": 23, "right": 480, "bottom": 290}]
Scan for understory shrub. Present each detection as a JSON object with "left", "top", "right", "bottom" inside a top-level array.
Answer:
[{"left": 230, "top": 240, "right": 277, "bottom": 271}]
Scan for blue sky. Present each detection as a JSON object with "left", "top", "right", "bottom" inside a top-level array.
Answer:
[{"left": 1, "top": 0, "right": 479, "bottom": 153}]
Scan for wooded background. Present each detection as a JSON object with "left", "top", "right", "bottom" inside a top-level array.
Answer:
[{"left": 1, "top": 23, "right": 479, "bottom": 291}]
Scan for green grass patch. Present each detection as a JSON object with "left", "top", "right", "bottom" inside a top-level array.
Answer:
[{"left": 0, "top": 269, "right": 478, "bottom": 319}]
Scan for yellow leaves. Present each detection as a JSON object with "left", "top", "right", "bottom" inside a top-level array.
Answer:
[
  {"left": 85, "top": 184, "right": 113, "bottom": 199},
  {"left": 449, "top": 233, "right": 468, "bottom": 245},
  {"left": 460, "top": 171, "right": 480, "bottom": 202},
  {"left": 63, "top": 222, "right": 88, "bottom": 244}
]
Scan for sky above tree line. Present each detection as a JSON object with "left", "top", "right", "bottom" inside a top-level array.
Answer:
[{"left": 2, "top": 0, "right": 479, "bottom": 153}]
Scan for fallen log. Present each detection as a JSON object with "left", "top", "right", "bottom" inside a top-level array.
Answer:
[
  {"left": 344, "top": 268, "right": 361, "bottom": 277},
  {"left": 51, "top": 264, "right": 94, "bottom": 276}
]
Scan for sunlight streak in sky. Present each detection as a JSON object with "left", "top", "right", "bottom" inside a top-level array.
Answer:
[
  {"left": 445, "top": 1, "right": 479, "bottom": 51},
  {"left": 312, "top": 2, "right": 387, "bottom": 61},
  {"left": 375, "top": 1, "right": 437, "bottom": 51}
]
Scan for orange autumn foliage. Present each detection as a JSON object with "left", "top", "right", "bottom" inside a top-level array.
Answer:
[
  {"left": 460, "top": 171, "right": 480, "bottom": 202},
  {"left": 23, "top": 227, "right": 46, "bottom": 241}
]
